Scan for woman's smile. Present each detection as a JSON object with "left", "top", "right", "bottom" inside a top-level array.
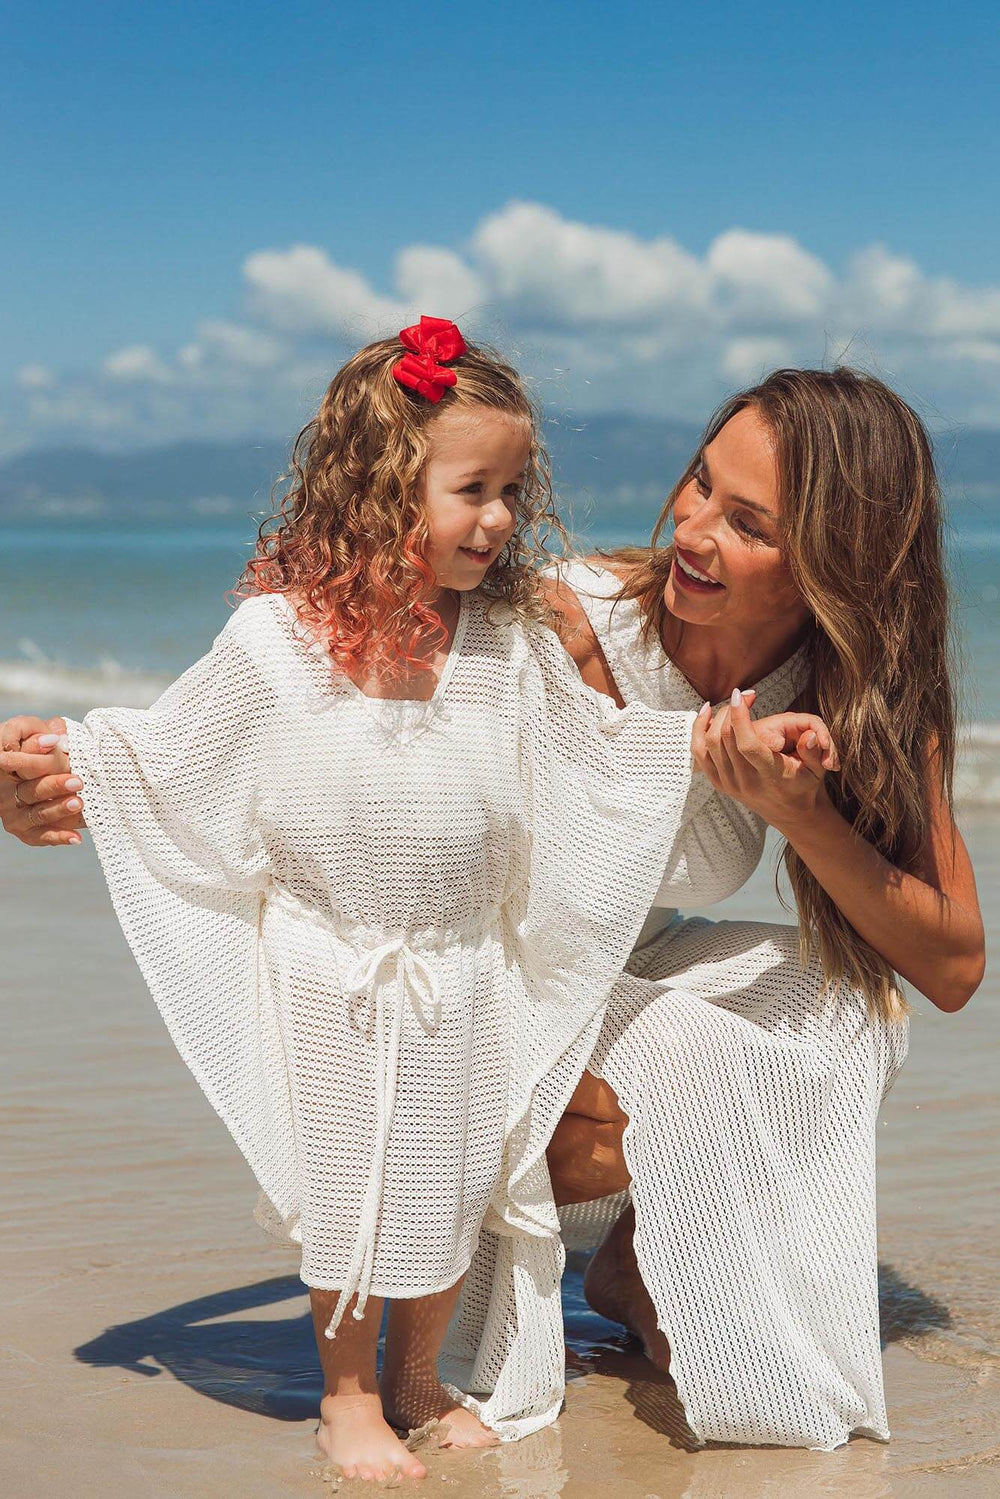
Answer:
[{"left": 673, "top": 544, "right": 725, "bottom": 593}]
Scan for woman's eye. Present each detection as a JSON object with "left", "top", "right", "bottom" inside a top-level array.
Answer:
[
  {"left": 734, "top": 514, "right": 765, "bottom": 541},
  {"left": 693, "top": 471, "right": 710, "bottom": 496}
]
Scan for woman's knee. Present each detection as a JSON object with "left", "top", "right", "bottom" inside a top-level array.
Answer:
[
  {"left": 547, "top": 1112, "right": 630, "bottom": 1205},
  {"left": 564, "top": 1070, "right": 627, "bottom": 1124}
]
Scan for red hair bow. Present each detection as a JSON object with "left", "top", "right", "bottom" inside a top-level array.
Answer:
[{"left": 392, "top": 315, "right": 467, "bottom": 403}]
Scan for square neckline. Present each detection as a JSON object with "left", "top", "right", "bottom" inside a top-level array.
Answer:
[{"left": 562, "top": 559, "right": 811, "bottom": 711}]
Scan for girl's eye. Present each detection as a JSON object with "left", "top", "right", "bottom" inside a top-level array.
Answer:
[{"left": 459, "top": 482, "right": 483, "bottom": 494}]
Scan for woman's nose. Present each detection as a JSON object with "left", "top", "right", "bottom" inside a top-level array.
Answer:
[{"left": 673, "top": 521, "right": 711, "bottom": 554}]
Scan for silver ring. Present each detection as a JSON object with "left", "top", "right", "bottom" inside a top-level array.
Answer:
[{"left": 12, "top": 780, "right": 27, "bottom": 809}]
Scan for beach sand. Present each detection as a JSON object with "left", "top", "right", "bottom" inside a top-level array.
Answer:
[{"left": 1, "top": 815, "right": 997, "bottom": 1499}]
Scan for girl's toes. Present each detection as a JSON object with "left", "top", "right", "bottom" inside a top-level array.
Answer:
[{"left": 402, "top": 1456, "right": 428, "bottom": 1479}]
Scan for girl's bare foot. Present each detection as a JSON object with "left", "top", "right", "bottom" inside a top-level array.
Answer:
[
  {"left": 380, "top": 1373, "right": 498, "bottom": 1450},
  {"left": 583, "top": 1202, "right": 671, "bottom": 1372},
  {"left": 315, "top": 1391, "right": 428, "bottom": 1481}
]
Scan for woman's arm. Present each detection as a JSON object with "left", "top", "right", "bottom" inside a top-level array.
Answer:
[
  {"left": 699, "top": 695, "right": 985, "bottom": 1013},
  {"left": 773, "top": 749, "right": 984, "bottom": 1013}
]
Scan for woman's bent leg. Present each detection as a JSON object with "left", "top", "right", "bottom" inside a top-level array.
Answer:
[{"left": 547, "top": 1070, "right": 631, "bottom": 1206}]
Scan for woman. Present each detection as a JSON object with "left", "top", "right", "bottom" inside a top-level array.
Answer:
[
  {"left": 431, "top": 366, "right": 983, "bottom": 1453},
  {"left": 0, "top": 368, "right": 984, "bottom": 1453}
]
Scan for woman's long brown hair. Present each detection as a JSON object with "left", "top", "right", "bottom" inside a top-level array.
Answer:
[{"left": 610, "top": 368, "right": 958, "bottom": 1023}]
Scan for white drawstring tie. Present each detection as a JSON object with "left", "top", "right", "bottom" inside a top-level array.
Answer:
[{"left": 322, "top": 934, "right": 441, "bottom": 1340}]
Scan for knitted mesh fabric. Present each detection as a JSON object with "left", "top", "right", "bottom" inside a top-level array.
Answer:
[
  {"left": 447, "top": 562, "right": 908, "bottom": 1450},
  {"left": 65, "top": 585, "right": 700, "bottom": 1359}
]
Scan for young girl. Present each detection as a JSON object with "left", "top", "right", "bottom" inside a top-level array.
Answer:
[{"left": 1, "top": 318, "right": 741, "bottom": 1481}]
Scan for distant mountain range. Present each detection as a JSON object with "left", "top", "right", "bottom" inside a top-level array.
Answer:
[{"left": 2, "top": 414, "right": 998, "bottom": 532}]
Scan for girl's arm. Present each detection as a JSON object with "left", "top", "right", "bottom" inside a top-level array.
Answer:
[{"left": 698, "top": 695, "right": 985, "bottom": 1013}]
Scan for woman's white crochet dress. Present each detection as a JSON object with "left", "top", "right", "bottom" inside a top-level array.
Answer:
[
  {"left": 63, "top": 587, "right": 705, "bottom": 1340},
  {"left": 446, "top": 562, "right": 909, "bottom": 1451}
]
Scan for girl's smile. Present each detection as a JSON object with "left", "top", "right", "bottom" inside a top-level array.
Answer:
[{"left": 421, "top": 407, "right": 529, "bottom": 593}]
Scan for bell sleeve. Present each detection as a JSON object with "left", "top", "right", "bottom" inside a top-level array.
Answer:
[
  {"left": 63, "top": 601, "right": 298, "bottom": 1227},
  {"left": 444, "top": 621, "right": 703, "bottom": 1438}
]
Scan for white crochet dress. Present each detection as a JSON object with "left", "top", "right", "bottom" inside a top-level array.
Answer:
[
  {"left": 63, "top": 588, "right": 704, "bottom": 1341},
  {"left": 446, "top": 562, "right": 909, "bottom": 1452}
]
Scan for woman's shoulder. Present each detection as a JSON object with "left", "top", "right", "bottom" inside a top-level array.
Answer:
[{"left": 535, "top": 572, "right": 624, "bottom": 703}]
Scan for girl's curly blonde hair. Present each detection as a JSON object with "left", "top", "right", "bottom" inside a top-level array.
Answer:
[{"left": 233, "top": 332, "right": 564, "bottom": 676}]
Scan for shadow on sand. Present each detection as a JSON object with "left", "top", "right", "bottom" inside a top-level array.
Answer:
[{"left": 73, "top": 1258, "right": 950, "bottom": 1444}]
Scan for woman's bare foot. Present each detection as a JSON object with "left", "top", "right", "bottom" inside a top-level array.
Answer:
[
  {"left": 315, "top": 1391, "right": 428, "bottom": 1481},
  {"left": 583, "top": 1202, "right": 671, "bottom": 1372},
  {"left": 380, "top": 1373, "right": 498, "bottom": 1450}
]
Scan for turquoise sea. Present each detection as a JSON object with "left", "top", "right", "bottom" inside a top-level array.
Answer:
[{"left": 3, "top": 516, "right": 999, "bottom": 799}]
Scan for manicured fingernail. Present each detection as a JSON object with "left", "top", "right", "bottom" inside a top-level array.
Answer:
[
  {"left": 698, "top": 700, "right": 711, "bottom": 718},
  {"left": 38, "top": 734, "right": 59, "bottom": 747},
  {"left": 65, "top": 777, "right": 82, "bottom": 790},
  {"left": 731, "top": 688, "right": 742, "bottom": 707},
  {"left": 56, "top": 735, "right": 69, "bottom": 751},
  {"left": 65, "top": 798, "right": 81, "bottom": 810},
  {"left": 69, "top": 835, "right": 82, "bottom": 845},
  {"left": 741, "top": 689, "right": 755, "bottom": 700},
  {"left": 805, "top": 732, "right": 817, "bottom": 748}
]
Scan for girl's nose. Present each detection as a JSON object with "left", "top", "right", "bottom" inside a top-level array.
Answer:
[{"left": 482, "top": 501, "right": 514, "bottom": 534}]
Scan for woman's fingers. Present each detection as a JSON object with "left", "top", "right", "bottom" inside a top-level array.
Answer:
[
  {"left": 754, "top": 712, "right": 840, "bottom": 768},
  {"left": 23, "top": 791, "right": 84, "bottom": 825},
  {"left": 727, "top": 691, "right": 776, "bottom": 768},
  {"left": 35, "top": 827, "right": 84, "bottom": 847},
  {"left": 11, "top": 770, "right": 81, "bottom": 804},
  {"left": 692, "top": 703, "right": 722, "bottom": 788}
]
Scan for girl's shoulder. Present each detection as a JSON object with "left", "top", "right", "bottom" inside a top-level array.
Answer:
[{"left": 211, "top": 593, "right": 303, "bottom": 684}]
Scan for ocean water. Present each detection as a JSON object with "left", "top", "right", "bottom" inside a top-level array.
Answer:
[{"left": 3, "top": 517, "right": 999, "bottom": 800}]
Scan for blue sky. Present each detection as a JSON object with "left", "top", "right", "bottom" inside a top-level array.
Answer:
[{"left": 4, "top": 0, "right": 1000, "bottom": 453}]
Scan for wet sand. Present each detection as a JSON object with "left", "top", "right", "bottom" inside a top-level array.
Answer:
[{"left": 1, "top": 816, "right": 998, "bottom": 1498}]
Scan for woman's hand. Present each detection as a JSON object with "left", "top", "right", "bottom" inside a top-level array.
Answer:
[
  {"left": 692, "top": 690, "right": 840, "bottom": 833},
  {"left": 0, "top": 716, "right": 85, "bottom": 846}
]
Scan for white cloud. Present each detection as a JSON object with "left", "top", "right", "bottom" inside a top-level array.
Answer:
[
  {"left": 472, "top": 201, "right": 709, "bottom": 328},
  {"left": 243, "top": 244, "right": 405, "bottom": 337},
  {"left": 942, "top": 339, "right": 1000, "bottom": 365},
  {"left": 721, "top": 337, "right": 796, "bottom": 384},
  {"left": 394, "top": 246, "right": 486, "bottom": 318},
  {"left": 708, "top": 231, "right": 833, "bottom": 323},
  {"left": 102, "top": 345, "right": 172, "bottom": 383},
  {"left": 17, "top": 363, "right": 54, "bottom": 391},
  {"left": 7, "top": 200, "right": 1000, "bottom": 457}
]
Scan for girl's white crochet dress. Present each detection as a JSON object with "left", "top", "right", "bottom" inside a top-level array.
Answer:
[{"left": 64, "top": 587, "right": 699, "bottom": 1341}]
